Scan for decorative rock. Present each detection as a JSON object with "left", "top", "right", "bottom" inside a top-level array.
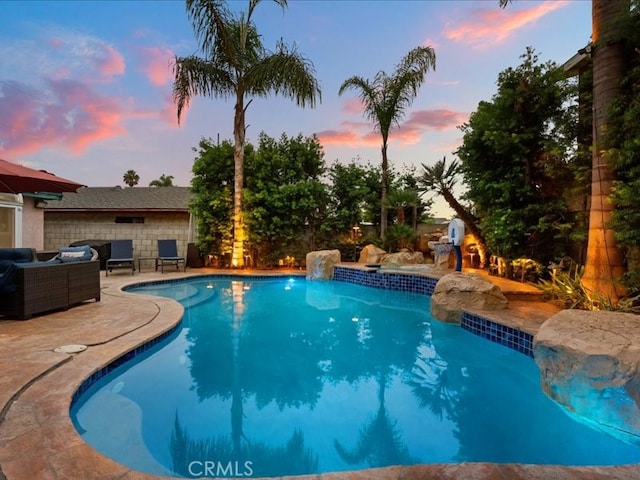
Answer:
[
  {"left": 306, "top": 249, "right": 341, "bottom": 280},
  {"left": 358, "top": 244, "right": 386, "bottom": 264},
  {"left": 430, "top": 272, "right": 508, "bottom": 323},
  {"left": 381, "top": 250, "right": 425, "bottom": 266},
  {"left": 534, "top": 310, "right": 640, "bottom": 442}
]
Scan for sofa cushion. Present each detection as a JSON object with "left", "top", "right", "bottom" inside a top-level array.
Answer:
[
  {"left": 0, "top": 263, "right": 18, "bottom": 293},
  {"left": 0, "top": 248, "right": 36, "bottom": 273},
  {"left": 58, "top": 245, "right": 92, "bottom": 263}
]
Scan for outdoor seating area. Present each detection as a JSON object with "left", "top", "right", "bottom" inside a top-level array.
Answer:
[{"left": 0, "top": 246, "right": 101, "bottom": 320}]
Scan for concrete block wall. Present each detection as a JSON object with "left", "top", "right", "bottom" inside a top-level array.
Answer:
[{"left": 44, "top": 212, "right": 193, "bottom": 259}]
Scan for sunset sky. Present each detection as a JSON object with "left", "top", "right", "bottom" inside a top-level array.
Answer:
[{"left": 0, "top": 0, "right": 591, "bottom": 216}]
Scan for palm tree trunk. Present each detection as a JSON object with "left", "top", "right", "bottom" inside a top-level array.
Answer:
[
  {"left": 581, "top": 0, "right": 629, "bottom": 303},
  {"left": 232, "top": 90, "right": 246, "bottom": 268},
  {"left": 380, "top": 141, "right": 389, "bottom": 240}
]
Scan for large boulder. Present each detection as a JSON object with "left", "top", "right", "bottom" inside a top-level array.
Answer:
[
  {"left": 306, "top": 249, "right": 341, "bottom": 280},
  {"left": 358, "top": 244, "right": 386, "bottom": 264},
  {"left": 430, "top": 272, "right": 508, "bottom": 323},
  {"left": 381, "top": 250, "right": 425, "bottom": 266},
  {"left": 534, "top": 310, "right": 640, "bottom": 442}
]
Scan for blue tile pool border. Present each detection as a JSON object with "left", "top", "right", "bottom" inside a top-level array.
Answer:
[
  {"left": 460, "top": 311, "right": 534, "bottom": 357},
  {"left": 333, "top": 265, "right": 439, "bottom": 295},
  {"left": 72, "top": 270, "right": 535, "bottom": 409},
  {"left": 334, "top": 265, "right": 534, "bottom": 357}
]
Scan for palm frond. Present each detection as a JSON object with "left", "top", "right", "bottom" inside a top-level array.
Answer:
[
  {"left": 245, "top": 40, "right": 321, "bottom": 107},
  {"left": 419, "top": 157, "right": 460, "bottom": 192},
  {"left": 338, "top": 46, "right": 436, "bottom": 138},
  {"left": 186, "top": 0, "right": 232, "bottom": 59},
  {"left": 172, "top": 55, "right": 236, "bottom": 122}
]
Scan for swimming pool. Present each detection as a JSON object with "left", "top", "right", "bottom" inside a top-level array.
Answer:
[{"left": 71, "top": 276, "right": 640, "bottom": 478}]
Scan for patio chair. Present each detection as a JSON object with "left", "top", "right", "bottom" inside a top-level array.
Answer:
[
  {"left": 155, "top": 239, "right": 186, "bottom": 273},
  {"left": 106, "top": 240, "right": 134, "bottom": 277}
]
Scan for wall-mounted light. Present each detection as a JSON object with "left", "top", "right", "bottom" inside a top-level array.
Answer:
[{"left": 34, "top": 199, "right": 48, "bottom": 208}]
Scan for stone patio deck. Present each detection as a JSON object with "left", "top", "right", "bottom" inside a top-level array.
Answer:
[{"left": 0, "top": 267, "right": 637, "bottom": 480}]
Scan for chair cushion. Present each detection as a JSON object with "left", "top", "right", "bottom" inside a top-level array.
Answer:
[{"left": 58, "top": 245, "right": 93, "bottom": 263}]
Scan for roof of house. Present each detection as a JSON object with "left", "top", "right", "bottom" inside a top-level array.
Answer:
[{"left": 44, "top": 186, "right": 193, "bottom": 212}]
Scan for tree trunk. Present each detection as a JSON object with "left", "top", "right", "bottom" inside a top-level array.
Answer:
[
  {"left": 441, "top": 187, "right": 488, "bottom": 269},
  {"left": 581, "top": 0, "right": 629, "bottom": 303},
  {"left": 380, "top": 141, "right": 389, "bottom": 240},
  {"left": 232, "top": 89, "right": 246, "bottom": 268}
]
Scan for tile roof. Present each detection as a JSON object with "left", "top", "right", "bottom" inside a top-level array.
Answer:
[{"left": 44, "top": 186, "right": 193, "bottom": 211}]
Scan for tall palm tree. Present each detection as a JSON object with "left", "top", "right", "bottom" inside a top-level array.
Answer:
[
  {"left": 419, "top": 157, "right": 488, "bottom": 267},
  {"left": 122, "top": 169, "right": 139, "bottom": 187},
  {"left": 173, "top": 0, "right": 321, "bottom": 267},
  {"left": 149, "top": 173, "right": 175, "bottom": 187},
  {"left": 580, "top": 0, "right": 629, "bottom": 302},
  {"left": 339, "top": 46, "right": 436, "bottom": 240},
  {"left": 499, "top": 0, "right": 630, "bottom": 302}
]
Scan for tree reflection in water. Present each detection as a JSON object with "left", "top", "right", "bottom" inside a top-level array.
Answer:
[
  {"left": 169, "top": 279, "right": 433, "bottom": 475},
  {"left": 171, "top": 414, "right": 318, "bottom": 477}
]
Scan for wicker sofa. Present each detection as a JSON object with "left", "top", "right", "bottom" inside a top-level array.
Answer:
[{"left": 0, "top": 247, "right": 101, "bottom": 320}]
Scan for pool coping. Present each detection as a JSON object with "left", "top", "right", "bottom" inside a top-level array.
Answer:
[{"left": 0, "top": 267, "right": 638, "bottom": 480}]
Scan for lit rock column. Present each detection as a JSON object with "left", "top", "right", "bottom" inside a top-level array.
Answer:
[{"left": 306, "top": 249, "right": 341, "bottom": 280}]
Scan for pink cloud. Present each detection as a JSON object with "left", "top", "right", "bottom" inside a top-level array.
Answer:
[
  {"left": 95, "top": 45, "right": 126, "bottom": 78},
  {"left": 341, "top": 97, "right": 364, "bottom": 115},
  {"left": 0, "top": 79, "right": 127, "bottom": 157},
  {"left": 316, "top": 129, "right": 362, "bottom": 146},
  {"left": 404, "top": 109, "right": 469, "bottom": 131},
  {"left": 138, "top": 46, "right": 175, "bottom": 86},
  {"left": 316, "top": 108, "right": 468, "bottom": 149},
  {"left": 444, "top": 0, "right": 568, "bottom": 48}
]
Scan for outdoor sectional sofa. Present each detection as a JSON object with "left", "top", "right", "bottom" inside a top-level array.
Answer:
[{"left": 0, "top": 246, "right": 101, "bottom": 320}]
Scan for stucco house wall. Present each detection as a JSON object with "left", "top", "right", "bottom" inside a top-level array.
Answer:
[{"left": 21, "top": 197, "right": 45, "bottom": 251}]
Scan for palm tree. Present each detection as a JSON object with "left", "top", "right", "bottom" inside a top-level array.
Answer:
[
  {"left": 173, "top": 0, "right": 321, "bottom": 267},
  {"left": 499, "top": 0, "right": 630, "bottom": 303},
  {"left": 383, "top": 188, "right": 420, "bottom": 226},
  {"left": 149, "top": 173, "right": 175, "bottom": 187},
  {"left": 339, "top": 46, "right": 436, "bottom": 240},
  {"left": 419, "top": 157, "right": 488, "bottom": 267},
  {"left": 122, "top": 169, "right": 139, "bottom": 187}
]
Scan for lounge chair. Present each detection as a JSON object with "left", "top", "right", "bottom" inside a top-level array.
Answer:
[
  {"left": 106, "top": 240, "right": 134, "bottom": 276},
  {"left": 155, "top": 239, "right": 186, "bottom": 273}
]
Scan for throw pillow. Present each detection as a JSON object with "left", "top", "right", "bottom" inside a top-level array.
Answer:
[{"left": 58, "top": 245, "right": 92, "bottom": 263}]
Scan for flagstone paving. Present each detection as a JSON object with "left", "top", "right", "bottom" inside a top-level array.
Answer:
[{"left": 0, "top": 267, "right": 637, "bottom": 480}]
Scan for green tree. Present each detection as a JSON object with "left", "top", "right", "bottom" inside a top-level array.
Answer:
[
  {"left": 122, "top": 169, "right": 139, "bottom": 187},
  {"left": 608, "top": 0, "right": 640, "bottom": 292},
  {"left": 190, "top": 138, "right": 246, "bottom": 261},
  {"left": 499, "top": 0, "right": 631, "bottom": 304},
  {"left": 173, "top": 0, "right": 321, "bottom": 268},
  {"left": 149, "top": 174, "right": 175, "bottom": 187},
  {"left": 244, "top": 132, "right": 328, "bottom": 267},
  {"left": 338, "top": 46, "right": 436, "bottom": 240},
  {"left": 456, "top": 47, "right": 578, "bottom": 264},
  {"left": 324, "top": 160, "right": 380, "bottom": 236}
]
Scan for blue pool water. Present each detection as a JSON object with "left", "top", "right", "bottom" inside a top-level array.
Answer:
[{"left": 71, "top": 276, "right": 640, "bottom": 478}]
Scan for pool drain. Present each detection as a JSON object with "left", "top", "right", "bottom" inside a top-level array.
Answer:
[{"left": 54, "top": 344, "right": 87, "bottom": 354}]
